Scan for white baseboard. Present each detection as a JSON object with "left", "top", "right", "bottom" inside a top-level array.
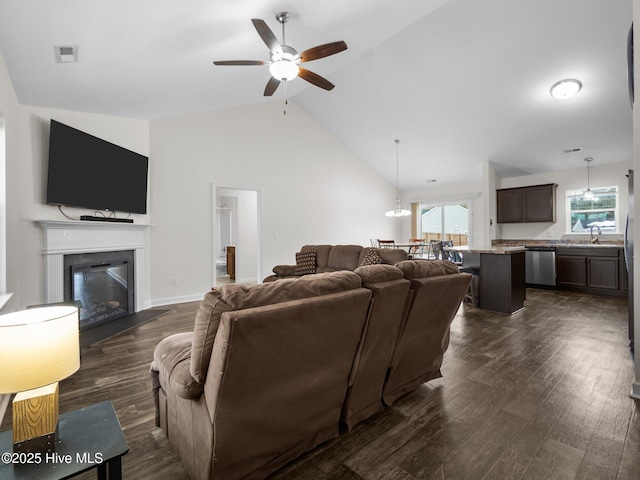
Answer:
[{"left": 150, "top": 293, "right": 205, "bottom": 308}]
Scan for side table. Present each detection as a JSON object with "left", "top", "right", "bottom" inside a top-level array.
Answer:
[{"left": 0, "top": 400, "right": 129, "bottom": 479}]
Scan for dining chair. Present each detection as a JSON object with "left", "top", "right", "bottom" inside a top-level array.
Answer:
[
  {"left": 409, "top": 238, "right": 425, "bottom": 257},
  {"left": 442, "top": 240, "right": 463, "bottom": 264},
  {"left": 430, "top": 240, "right": 443, "bottom": 260}
]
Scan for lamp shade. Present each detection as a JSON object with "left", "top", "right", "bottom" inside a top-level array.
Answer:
[
  {"left": 0, "top": 306, "right": 79, "bottom": 394},
  {"left": 269, "top": 60, "right": 299, "bottom": 81}
]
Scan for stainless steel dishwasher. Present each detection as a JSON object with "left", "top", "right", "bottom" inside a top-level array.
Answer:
[{"left": 525, "top": 246, "right": 556, "bottom": 286}]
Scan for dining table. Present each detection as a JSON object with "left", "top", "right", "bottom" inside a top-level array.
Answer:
[{"left": 394, "top": 242, "right": 428, "bottom": 256}]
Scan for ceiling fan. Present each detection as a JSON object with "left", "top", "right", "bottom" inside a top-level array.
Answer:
[{"left": 213, "top": 12, "right": 347, "bottom": 96}]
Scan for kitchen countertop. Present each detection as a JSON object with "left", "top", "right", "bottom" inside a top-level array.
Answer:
[
  {"left": 446, "top": 245, "right": 526, "bottom": 254},
  {"left": 551, "top": 243, "right": 622, "bottom": 249},
  {"left": 495, "top": 240, "right": 623, "bottom": 250}
]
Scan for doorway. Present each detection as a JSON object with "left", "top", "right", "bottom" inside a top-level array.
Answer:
[{"left": 213, "top": 186, "right": 261, "bottom": 286}]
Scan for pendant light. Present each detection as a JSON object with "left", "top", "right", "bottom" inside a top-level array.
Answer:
[
  {"left": 385, "top": 139, "right": 411, "bottom": 217},
  {"left": 583, "top": 157, "right": 596, "bottom": 201}
]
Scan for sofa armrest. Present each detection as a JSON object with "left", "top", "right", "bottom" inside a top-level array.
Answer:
[
  {"left": 272, "top": 264, "right": 297, "bottom": 276},
  {"left": 152, "top": 332, "right": 204, "bottom": 400}
]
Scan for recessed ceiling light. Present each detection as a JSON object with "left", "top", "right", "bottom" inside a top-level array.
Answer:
[{"left": 550, "top": 79, "right": 582, "bottom": 99}]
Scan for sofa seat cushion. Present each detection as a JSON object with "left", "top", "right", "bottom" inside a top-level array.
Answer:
[
  {"left": 395, "top": 259, "right": 459, "bottom": 279},
  {"left": 153, "top": 332, "right": 204, "bottom": 399},
  {"left": 190, "top": 270, "right": 363, "bottom": 383}
]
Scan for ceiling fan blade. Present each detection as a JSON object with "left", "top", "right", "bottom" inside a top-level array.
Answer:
[
  {"left": 298, "top": 68, "right": 335, "bottom": 91},
  {"left": 251, "top": 19, "right": 282, "bottom": 55},
  {"left": 264, "top": 77, "right": 281, "bottom": 96},
  {"left": 299, "top": 41, "right": 347, "bottom": 63},
  {"left": 213, "top": 60, "right": 265, "bottom": 66}
]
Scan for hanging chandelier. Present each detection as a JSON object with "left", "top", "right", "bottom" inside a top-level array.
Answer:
[
  {"left": 385, "top": 139, "right": 411, "bottom": 217},
  {"left": 583, "top": 157, "right": 597, "bottom": 201}
]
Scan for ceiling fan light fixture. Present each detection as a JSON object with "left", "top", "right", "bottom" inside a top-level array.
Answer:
[
  {"left": 550, "top": 78, "right": 582, "bottom": 99},
  {"left": 269, "top": 60, "right": 299, "bottom": 81}
]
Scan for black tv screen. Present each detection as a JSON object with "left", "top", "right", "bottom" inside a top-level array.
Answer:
[{"left": 46, "top": 120, "right": 149, "bottom": 214}]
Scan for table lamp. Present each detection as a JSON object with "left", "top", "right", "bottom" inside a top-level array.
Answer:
[{"left": 0, "top": 306, "right": 80, "bottom": 453}]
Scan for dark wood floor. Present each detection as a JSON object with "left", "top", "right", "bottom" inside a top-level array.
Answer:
[{"left": 2, "top": 288, "right": 639, "bottom": 479}]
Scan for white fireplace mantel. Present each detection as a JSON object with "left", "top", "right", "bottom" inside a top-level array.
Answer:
[{"left": 36, "top": 220, "right": 149, "bottom": 311}]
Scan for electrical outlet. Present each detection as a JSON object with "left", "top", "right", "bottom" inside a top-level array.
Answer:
[
  {"left": 547, "top": 230, "right": 553, "bottom": 237},
  {"left": 171, "top": 277, "right": 179, "bottom": 286}
]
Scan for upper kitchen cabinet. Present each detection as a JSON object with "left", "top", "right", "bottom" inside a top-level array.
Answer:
[{"left": 497, "top": 183, "right": 557, "bottom": 223}]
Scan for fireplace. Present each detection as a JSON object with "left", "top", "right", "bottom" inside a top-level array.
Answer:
[
  {"left": 64, "top": 250, "right": 135, "bottom": 330},
  {"left": 37, "top": 220, "right": 149, "bottom": 323}
]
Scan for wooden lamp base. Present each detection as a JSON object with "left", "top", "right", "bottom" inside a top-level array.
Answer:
[{"left": 12, "top": 382, "right": 59, "bottom": 453}]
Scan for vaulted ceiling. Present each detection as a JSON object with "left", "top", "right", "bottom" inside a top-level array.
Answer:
[{"left": 0, "top": 0, "right": 633, "bottom": 189}]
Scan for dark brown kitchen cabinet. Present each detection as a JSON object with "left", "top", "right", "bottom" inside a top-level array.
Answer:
[
  {"left": 556, "top": 247, "right": 622, "bottom": 296},
  {"left": 556, "top": 254, "right": 587, "bottom": 287},
  {"left": 497, "top": 183, "right": 557, "bottom": 223}
]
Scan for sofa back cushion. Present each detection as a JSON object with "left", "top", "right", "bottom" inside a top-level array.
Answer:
[
  {"left": 354, "top": 263, "right": 405, "bottom": 284},
  {"left": 190, "top": 271, "right": 363, "bottom": 383},
  {"left": 300, "top": 245, "right": 363, "bottom": 273},
  {"left": 394, "top": 259, "right": 459, "bottom": 279},
  {"left": 326, "top": 245, "right": 364, "bottom": 271},
  {"left": 298, "top": 245, "right": 408, "bottom": 273}
]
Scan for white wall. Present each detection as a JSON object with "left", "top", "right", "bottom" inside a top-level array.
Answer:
[
  {"left": 497, "top": 161, "right": 632, "bottom": 241},
  {"left": 149, "top": 100, "right": 399, "bottom": 304},
  {"left": 1, "top": 47, "right": 399, "bottom": 310},
  {"left": 403, "top": 179, "right": 484, "bottom": 246},
  {"left": 0, "top": 48, "right": 20, "bottom": 309},
  {"left": 0, "top": 50, "right": 151, "bottom": 310},
  {"left": 403, "top": 161, "right": 632, "bottom": 247}
]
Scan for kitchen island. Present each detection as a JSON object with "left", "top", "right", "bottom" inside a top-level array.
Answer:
[{"left": 447, "top": 245, "right": 526, "bottom": 314}]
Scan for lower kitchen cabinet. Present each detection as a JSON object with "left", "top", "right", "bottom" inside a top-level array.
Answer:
[{"left": 556, "top": 247, "right": 623, "bottom": 296}]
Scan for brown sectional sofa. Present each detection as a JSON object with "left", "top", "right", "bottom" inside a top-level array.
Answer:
[
  {"left": 151, "top": 257, "right": 471, "bottom": 480},
  {"left": 383, "top": 260, "right": 472, "bottom": 405},
  {"left": 263, "top": 244, "right": 408, "bottom": 282}
]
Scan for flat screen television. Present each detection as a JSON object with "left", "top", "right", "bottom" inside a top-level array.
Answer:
[{"left": 46, "top": 119, "right": 149, "bottom": 214}]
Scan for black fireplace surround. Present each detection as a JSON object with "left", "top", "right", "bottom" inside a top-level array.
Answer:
[{"left": 64, "top": 250, "right": 135, "bottom": 331}]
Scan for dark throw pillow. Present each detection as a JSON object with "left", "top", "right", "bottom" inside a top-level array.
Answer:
[
  {"left": 360, "top": 249, "right": 383, "bottom": 266},
  {"left": 295, "top": 250, "right": 317, "bottom": 275}
]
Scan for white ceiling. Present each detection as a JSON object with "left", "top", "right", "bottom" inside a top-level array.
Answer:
[{"left": 0, "top": 0, "right": 633, "bottom": 190}]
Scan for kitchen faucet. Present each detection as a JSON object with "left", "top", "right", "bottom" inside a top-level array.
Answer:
[{"left": 590, "top": 224, "right": 602, "bottom": 244}]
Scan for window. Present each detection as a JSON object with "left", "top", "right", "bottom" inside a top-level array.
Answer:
[
  {"left": 420, "top": 203, "right": 469, "bottom": 246},
  {"left": 566, "top": 186, "right": 619, "bottom": 233}
]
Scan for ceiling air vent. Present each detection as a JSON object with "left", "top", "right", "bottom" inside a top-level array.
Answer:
[
  {"left": 54, "top": 45, "right": 78, "bottom": 63},
  {"left": 563, "top": 147, "right": 583, "bottom": 154}
]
